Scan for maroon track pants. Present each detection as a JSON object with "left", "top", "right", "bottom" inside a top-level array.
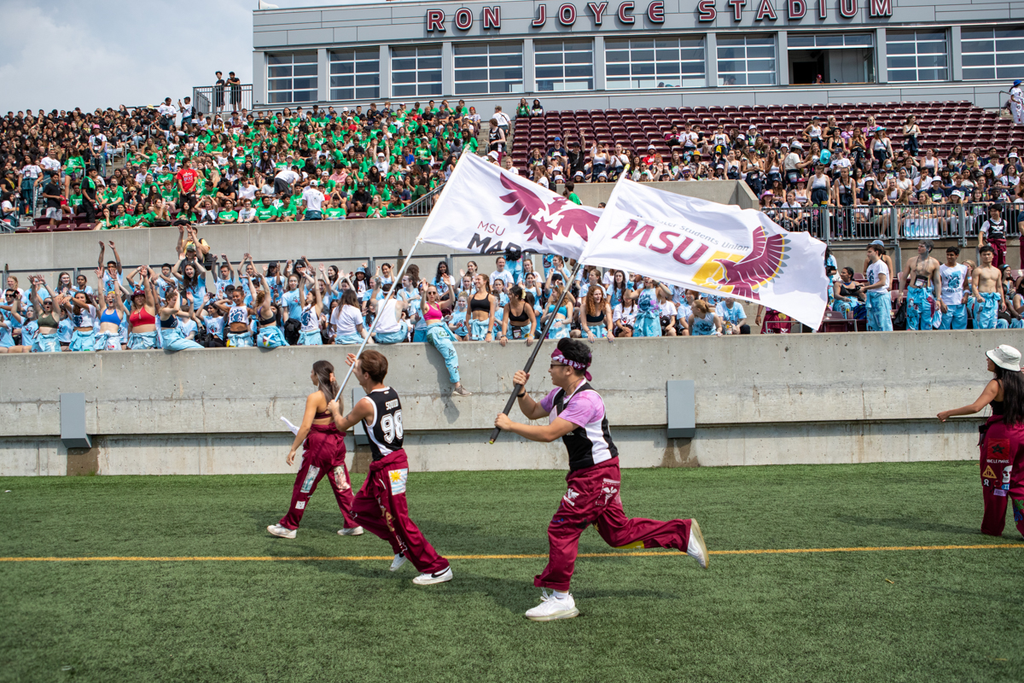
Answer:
[
  {"left": 352, "top": 449, "right": 449, "bottom": 574},
  {"left": 279, "top": 424, "right": 357, "bottom": 530},
  {"left": 535, "top": 458, "right": 692, "bottom": 592},
  {"left": 979, "top": 417, "right": 1024, "bottom": 538}
]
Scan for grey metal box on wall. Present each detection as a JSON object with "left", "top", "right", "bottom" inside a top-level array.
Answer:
[
  {"left": 666, "top": 380, "right": 695, "bottom": 440},
  {"left": 60, "top": 393, "right": 91, "bottom": 449}
]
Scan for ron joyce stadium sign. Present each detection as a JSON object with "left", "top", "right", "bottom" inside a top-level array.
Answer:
[{"left": 425, "top": 0, "right": 893, "bottom": 30}]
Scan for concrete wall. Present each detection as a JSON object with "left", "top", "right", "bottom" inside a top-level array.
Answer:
[
  {"left": 1, "top": 180, "right": 754, "bottom": 276},
  {"left": 0, "top": 332, "right": 997, "bottom": 476}
]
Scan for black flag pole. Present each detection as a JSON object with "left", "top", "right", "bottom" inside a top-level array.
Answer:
[{"left": 489, "top": 260, "right": 584, "bottom": 444}]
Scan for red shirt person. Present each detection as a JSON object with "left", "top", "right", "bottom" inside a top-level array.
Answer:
[
  {"left": 175, "top": 163, "right": 201, "bottom": 201},
  {"left": 495, "top": 338, "right": 710, "bottom": 622}
]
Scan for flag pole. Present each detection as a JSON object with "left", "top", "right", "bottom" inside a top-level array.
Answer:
[
  {"left": 334, "top": 237, "right": 424, "bottom": 403},
  {"left": 488, "top": 259, "right": 584, "bottom": 444}
]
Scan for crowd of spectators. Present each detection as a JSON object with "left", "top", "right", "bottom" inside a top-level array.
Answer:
[
  {"left": 4, "top": 222, "right": 1022, "bottom": 355},
  {"left": 0, "top": 229, "right": 771, "bottom": 354},
  {"left": 0, "top": 96, "right": 502, "bottom": 231},
  {"left": 4, "top": 95, "right": 1023, "bottom": 244},
  {"left": 3, "top": 92, "right": 1024, "bottom": 352}
]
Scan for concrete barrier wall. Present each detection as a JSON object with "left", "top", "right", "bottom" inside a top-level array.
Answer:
[
  {"left": 2, "top": 180, "right": 755, "bottom": 275},
  {"left": 0, "top": 332, "right": 996, "bottom": 476}
]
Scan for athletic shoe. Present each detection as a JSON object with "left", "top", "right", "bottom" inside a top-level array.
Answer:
[
  {"left": 525, "top": 590, "right": 579, "bottom": 621},
  {"left": 686, "top": 519, "right": 709, "bottom": 569},
  {"left": 389, "top": 553, "right": 407, "bottom": 572},
  {"left": 337, "top": 526, "right": 364, "bottom": 536},
  {"left": 412, "top": 566, "right": 453, "bottom": 585},
  {"left": 452, "top": 385, "right": 472, "bottom": 397},
  {"left": 267, "top": 523, "right": 296, "bottom": 539}
]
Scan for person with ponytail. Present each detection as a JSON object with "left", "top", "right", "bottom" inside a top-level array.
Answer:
[
  {"left": 255, "top": 276, "right": 287, "bottom": 348},
  {"left": 938, "top": 345, "right": 1024, "bottom": 538},
  {"left": 268, "top": 360, "right": 362, "bottom": 539}
]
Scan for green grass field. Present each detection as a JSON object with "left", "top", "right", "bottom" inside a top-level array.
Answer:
[{"left": 1, "top": 461, "right": 1022, "bottom": 683}]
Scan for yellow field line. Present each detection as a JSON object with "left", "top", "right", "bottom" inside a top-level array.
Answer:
[{"left": 0, "top": 543, "right": 1021, "bottom": 563}]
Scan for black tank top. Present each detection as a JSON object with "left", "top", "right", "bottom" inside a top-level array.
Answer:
[
  {"left": 509, "top": 303, "right": 529, "bottom": 323},
  {"left": 362, "top": 387, "right": 403, "bottom": 461},
  {"left": 470, "top": 294, "right": 490, "bottom": 312},
  {"left": 992, "top": 399, "right": 1005, "bottom": 416},
  {"left": 586, "top": 310, "right": 605, "bottom": 324}
]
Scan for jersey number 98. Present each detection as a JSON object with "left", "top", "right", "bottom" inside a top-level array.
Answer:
[{"left": 380, "top": 411, "right": 404, "bottom": 443}]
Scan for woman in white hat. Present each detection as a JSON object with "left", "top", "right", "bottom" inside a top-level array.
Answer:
[{"left": 938, "top": 344, "right": 1024, "bottom": 537}]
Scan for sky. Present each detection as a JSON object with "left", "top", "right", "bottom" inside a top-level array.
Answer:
[{"left": 0, "top": 0, "right": 356, "bottom": 113}]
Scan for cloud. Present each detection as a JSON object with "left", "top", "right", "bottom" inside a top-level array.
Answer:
[{"left": 0, "top": 0, "right": 254, "bottom": 113}]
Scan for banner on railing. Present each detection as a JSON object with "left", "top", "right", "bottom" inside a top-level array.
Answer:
[
  {"left": 418, "top": 153, "right": 601, "bottom": 259},
  {"left": 579, "top": 179, "right": 829, "bottom": 329}
]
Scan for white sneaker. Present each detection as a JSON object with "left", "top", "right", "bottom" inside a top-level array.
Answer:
[
  {"left": 412, "top": 566, "right": 453, "bottom": 585},
  {"left": 389, "top": 554, "right": 408, "bottom": 572},
  {"left": 525, "top": 590, "right": 579, "bottom": 621},
  {"left": 267, "top": 523, "right": 296, "bottom": 539},
  {"left": 686, "top": 519, "right": 709, "bottom": 569},
  {"left": 337, "top": 526, "right": 364, "bottom": 536}
]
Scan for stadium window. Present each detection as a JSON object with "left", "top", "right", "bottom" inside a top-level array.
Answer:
[
  {"left": 961, "top": 27, "right": 1024, "bottom": 81},
  {"left": 454, "top": 43, "right": 524, "bottom": 95},
  {"left": 534, "top": 39, "right": 595, "bottom": 92},
  {"left": 886, "top": 30, "right": 948, "bottom": 82},
  {"left": 267, "top": 52, "right": 318, "bottom": 104},
  {"left": 330, "top": 49, "right": 380, "bottom": 101},
  {"left": 391, "top": 45, "right": 443, "bottom": 98},
  {"left": 605, "top": 37, "right": 707, "bottom": 89},
  {"left": 716, "top": 35, "right": 777, "bottom": 86}
]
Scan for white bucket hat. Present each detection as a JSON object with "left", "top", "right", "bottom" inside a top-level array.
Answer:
[{"left": 987, "top": 344, "right": 1022, "bottom": 372}]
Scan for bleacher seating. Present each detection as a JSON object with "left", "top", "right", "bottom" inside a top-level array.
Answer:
[{"left": 510, "top": 101, "right": 1020, "bottom": 166}]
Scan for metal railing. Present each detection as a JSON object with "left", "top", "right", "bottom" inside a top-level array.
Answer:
[
  {"left": 399, "top": 182, "right": 446, "bottom": 217},
  {"left": 192, "top": 84, "right": 253, "bottom": 116},
  {"left": 764, "top": 202, "right": 1018, "bottom": 247}
]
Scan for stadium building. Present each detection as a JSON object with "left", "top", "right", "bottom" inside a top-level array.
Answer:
[{"left": 251, "top": 0, "right": 1024, "bottom": 112}]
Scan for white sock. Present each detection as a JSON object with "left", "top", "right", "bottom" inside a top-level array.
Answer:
[{"left": 552, "top": 590, "right": 569, "bottom": 600}]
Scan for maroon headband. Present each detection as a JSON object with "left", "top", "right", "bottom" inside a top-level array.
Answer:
[{"left": 551, "top": 350, "right": 591, "bottom": 381}]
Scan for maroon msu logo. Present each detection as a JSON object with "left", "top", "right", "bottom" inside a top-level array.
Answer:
[{"left": 498, "top": 174, "right": 599, "bottom": 246}]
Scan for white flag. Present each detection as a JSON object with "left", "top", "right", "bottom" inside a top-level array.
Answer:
[
  {"left": 258, "top": 0, "right": 279, "bottom": 9},
  {"left": 419, "top": 152, "right": 601, "bottom": 260},
  {"left": 580, "top": 179, "right": 829, "bottom": 329}
]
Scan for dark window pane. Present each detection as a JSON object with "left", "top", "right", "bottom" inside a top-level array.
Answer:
[
  {"left": 455, "top": 68, "right": 489, "bottom": 81},
  {"left": 455, "top": 82, "right": 489, "bottom": 95},
  {"left": 962, "top": 54, "right": 995, "bottom": 67}
]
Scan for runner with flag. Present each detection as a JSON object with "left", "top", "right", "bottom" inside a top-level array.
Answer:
[{"left": 495, "top": 338, "right": 709, "bottom": 621}]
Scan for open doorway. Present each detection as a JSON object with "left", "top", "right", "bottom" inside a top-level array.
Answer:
[
  {"left": 788, "top": 34, "right": 875, "bottom": 84},
  {"left": 790, "top": 51, "right": 826, "bottom": 84}
]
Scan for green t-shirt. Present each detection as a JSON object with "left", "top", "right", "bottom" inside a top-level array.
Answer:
[
  {"left": 218, "top": 210, "right": 239, "bottom": 222},
  {"left": 324, "top": 207, "right": 346, "bottom": 219},
  {"left": 115, "top": 215, "right": 136, "bottom": 229},
  {"left": 567, "top": 192, "right": 582, "bottom": 205},
  {"left": 254, "top": 205, "right": 278, "bottom": 221},
  {"left": 135, "top": 212, "right": 156, "bottom": 227}
]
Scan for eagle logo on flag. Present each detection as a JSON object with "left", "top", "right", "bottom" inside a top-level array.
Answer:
[
  {"left": 498, "top": 174, "right": 599, "bottom": 246},
  {"left": 711, "top": 224, "right": 789, "bottom": 300}
]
